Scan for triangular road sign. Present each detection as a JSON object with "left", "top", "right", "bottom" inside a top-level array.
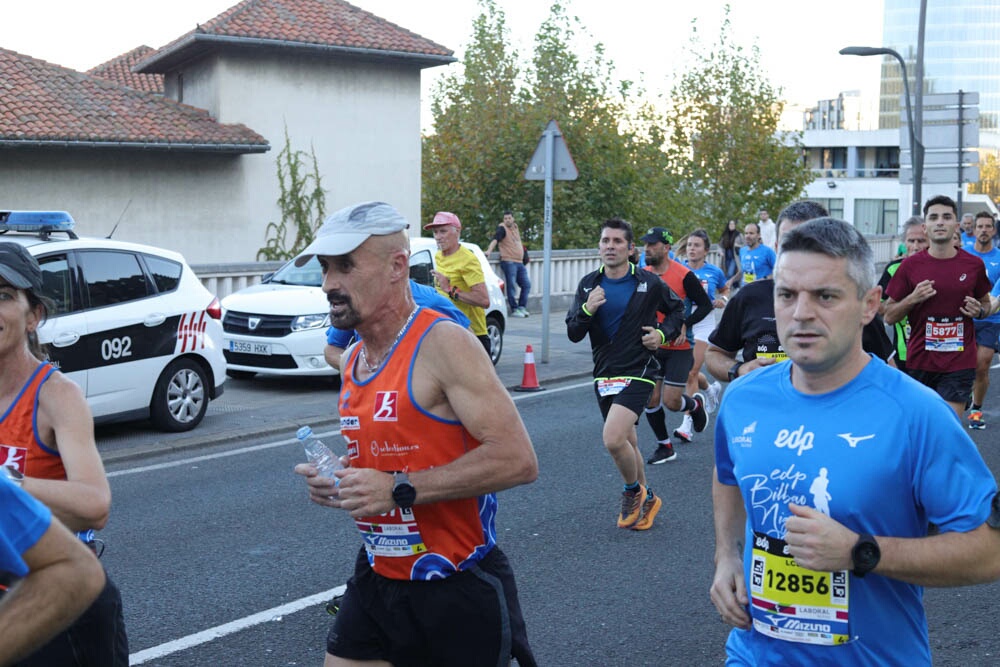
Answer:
[{"left": 524, "top": 120, "right": 578, "bottom": 181}]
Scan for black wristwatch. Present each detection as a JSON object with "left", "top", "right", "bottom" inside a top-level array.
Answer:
[
  {"left": 728, "top": 361, "right": 744, "bottom": 382},
  {"left": 392, "top": 471, "right": 417, "bottom": 509},
  {"left": 851, "top": 533, "right": 881, "bottom": 577},
  {"left": 1, "top": 465, "right": 24, "bottom": 487}
]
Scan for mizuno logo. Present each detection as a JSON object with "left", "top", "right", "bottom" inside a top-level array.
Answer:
[{"left": 837, "top": 433, "right": 875, "bottom": 448}]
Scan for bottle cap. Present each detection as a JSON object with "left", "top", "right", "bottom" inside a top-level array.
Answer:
[{"left": 296, "top": 425, "right": 313, "bottom": 440}]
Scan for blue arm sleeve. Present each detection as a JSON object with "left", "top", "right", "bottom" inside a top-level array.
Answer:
[
  {"left": 326, "top": 326, "right": 355, "bottom": 348},
  {"left": 0, "top": 479, "right": 52, "bottom": 577}
]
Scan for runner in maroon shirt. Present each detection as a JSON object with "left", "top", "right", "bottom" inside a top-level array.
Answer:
[{"left": 884, "top": 195, "right": 993, "bottom": 417}]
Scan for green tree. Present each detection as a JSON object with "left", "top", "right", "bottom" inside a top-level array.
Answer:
[
  {"left": 423, "top": 0, "right": 533, "bottom": 247},
  {"left": 258, "top": 126, "right": 327, "bottom": 261},
  {"left": 664, "top": 9, "right": 812, "bottom": 238},
  {"left": 424, "top": 1, "right": 682, "bottom": 250}
]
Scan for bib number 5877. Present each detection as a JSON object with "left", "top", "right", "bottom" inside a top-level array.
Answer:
[{"left": 101, "top": 336, "right": 132, "bottom": 360}]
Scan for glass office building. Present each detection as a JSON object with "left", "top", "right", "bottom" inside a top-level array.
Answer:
[{"left": 879, "top": 0, "right": 1000, "bottom": 138}]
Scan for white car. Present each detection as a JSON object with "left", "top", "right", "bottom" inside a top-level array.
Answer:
[
  {"left": 0, "top": 210, "right": 227, "bottom": 431},
  {"left": 220, "top": 238, "right": 507, "bottom": 378}
]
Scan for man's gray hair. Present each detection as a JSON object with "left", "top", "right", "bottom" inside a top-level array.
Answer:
[
  {"left": 902, "top": 215, "right": 924, "bottom": 233},
  {"left": 779, "top": 217, "right": 875, "bottom": 297}
]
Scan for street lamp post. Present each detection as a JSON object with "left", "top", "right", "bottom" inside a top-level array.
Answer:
[{"left": 839, "top": 46, "right": 924, "bottom": 216}]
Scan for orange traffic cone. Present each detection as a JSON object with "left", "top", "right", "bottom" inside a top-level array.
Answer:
[{"left": 514, "top": 345, "right": 544, "bottom": 392}]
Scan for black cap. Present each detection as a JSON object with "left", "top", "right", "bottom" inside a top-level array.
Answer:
[
  {"left": 640, "top": 226, "right": 673, "bottom": 245},
  {"left": 0, "top": 243, "right": 42, "bottom": 291}
]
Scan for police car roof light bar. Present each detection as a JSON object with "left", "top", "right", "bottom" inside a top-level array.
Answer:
[{"left": 0, "top": 211, "right": 78, "bottom": 239}]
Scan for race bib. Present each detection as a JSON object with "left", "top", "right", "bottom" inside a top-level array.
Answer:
[
  {"left": 744, "top": 271, "right": 756, "bottom": 284},
  {"left": 355, "top": 507, "right": 428, "bottom": 558},
  {"left": 925, "top": 318, "right": 963, "bottom": 353},
  {"left": 596, "top": 377, "right": 631, "bottom": 397},
  {"left": 749, "top": 531, "right": 850, "bottom": 646}
]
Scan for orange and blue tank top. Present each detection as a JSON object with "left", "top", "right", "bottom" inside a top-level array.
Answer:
[
  {"left": 340, "top": 307, "right": 496, "bottom": 580},
  {"left": 646, "top": 261, "right": 692, "bottom": 351},
  {"left": 0, "top": 363, "right": 65, "bottom": 480}
]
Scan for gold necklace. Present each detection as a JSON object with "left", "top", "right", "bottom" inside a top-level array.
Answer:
[{"left": 360, "top": 307, "right": 417, "bottom": 373}]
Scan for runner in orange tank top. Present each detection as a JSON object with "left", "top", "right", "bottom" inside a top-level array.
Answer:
[
  {"left": 293, "top": 202, "right": 539, "bottom": 667},
  {"left": 0, "top": 241, "right": 128, "bottom": 666}
]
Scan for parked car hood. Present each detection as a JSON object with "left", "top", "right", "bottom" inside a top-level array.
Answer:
[{"left": 221, "top": 283, "right": 327, "bottom": 316}]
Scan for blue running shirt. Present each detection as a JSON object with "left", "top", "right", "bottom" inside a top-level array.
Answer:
[{"left": 715, "top": 359, "right": 996, "bottom": 666}]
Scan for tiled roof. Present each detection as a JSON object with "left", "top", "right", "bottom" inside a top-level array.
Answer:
[
  {"left": 137, "top": 0, "right": 455, "bottom": 73},
  {"left": 87, "top": 46, "right": 165, "bottom": 95},
  {"left": 0, "top": 48, "right": 268, "bottom": 152}
]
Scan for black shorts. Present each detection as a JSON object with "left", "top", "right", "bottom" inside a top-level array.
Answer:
[
  {"left": 328, "top": 546, "right": 536, "bottom": 667},
  {"left": 907, "top": 367, "right": 976, "bottom": 405},
  {"left": 652, "top": 348, "right": 694, "bottom": 385},
  {"left": 975, "top": 322, "right": 1000, "bottom": 352},
  {"left": 594, "top": 377, "right": 655, "bottom": 421}
]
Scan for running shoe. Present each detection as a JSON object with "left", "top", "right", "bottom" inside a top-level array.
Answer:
[
  {"left": 969, "top": 410, "right": 985, "bottom": 430},
  {"left": 617, "top": 484, "right": 646, "bottom": 528},
  {"left": 632, "top": 493, "right": 663, "bottom": 531},
  {"left": 647, "top": 443, "right": 677, "bottom": 464},
  {"left": 691, "top": 393, "right": 708, "bottom": 433},
  {"left": 511, "top": 308, "right": 528, "bottom": 318},
  {"left": 673, "top": 415, "right": 693, "bottom": 443},
  {"left": 517, "top": 307, "right": 530, "bottom": 317},
  {"left": 705, "top": 381, "right": 723, "bottom": 413}
]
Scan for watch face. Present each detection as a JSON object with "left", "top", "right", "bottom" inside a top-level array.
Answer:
[{"left": 856, "top": 542, "right": 877, "bottom": 564}]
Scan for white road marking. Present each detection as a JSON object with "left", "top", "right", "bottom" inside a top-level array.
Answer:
[{"left": 129, "top": 585, "right": 345, "bottom": 664}]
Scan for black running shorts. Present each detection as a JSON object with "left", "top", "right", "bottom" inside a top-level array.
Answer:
[{"left": 327, "top": 546, "right": 536, "bottom": 667}]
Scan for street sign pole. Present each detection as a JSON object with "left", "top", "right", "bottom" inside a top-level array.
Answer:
[
  {"left": 958, "top": 89, "right": 965, "bottom": 212},
  {"left": 524, "top": 120, "right": 578, "bottom": 364},
  {"left": 541, "top": 128, "right": 554, "bottom": 363}
]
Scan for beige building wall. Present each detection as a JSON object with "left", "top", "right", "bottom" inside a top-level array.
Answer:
[{"left": 0, "top": 51, "right": 425, "bottom": 264}]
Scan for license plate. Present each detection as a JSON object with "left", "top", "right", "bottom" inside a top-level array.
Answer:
[{"left": 228, "top": 340, "right": 272, "bottom": 356}]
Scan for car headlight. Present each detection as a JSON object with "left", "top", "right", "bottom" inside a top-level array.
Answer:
[{"left": 291, "top": 313, "right": 331, "bottom": 331}]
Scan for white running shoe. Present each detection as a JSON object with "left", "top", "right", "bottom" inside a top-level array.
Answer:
[
  {"left": 673, "top": 414, "right": 694, "bottom": 443},
  {"left": 705, "top": 381, "right": 723, "bottom": 413}
]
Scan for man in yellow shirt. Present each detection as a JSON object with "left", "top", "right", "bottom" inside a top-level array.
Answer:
[{"left": 424, "top": 212, "right": 491, "bottom": 356}]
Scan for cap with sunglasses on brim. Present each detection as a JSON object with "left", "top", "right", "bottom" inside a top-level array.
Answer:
[
  {"left": 640, "top": 227, "right": 673, "bottom": 245},
  {"left": 0, "top": 242, "right": 42, "bottom": 291},
  {"left": 295, "top": 201, "right": 409, "bottom": 267}
]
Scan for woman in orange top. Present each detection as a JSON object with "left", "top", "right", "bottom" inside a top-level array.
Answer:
[{"left": 0, "top": 242, "right": 127, "bottom": 666}]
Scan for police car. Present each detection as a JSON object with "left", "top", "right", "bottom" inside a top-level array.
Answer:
[
  {"left": 0, "top": 211, "right": 226, "bottom": 431},
  {"left": 220, "top": 238, "right": 507, "bottom": 378}
]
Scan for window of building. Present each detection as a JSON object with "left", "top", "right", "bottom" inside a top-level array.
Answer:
[
  {"left": 854, "top": 199, "right": 899, "bottom": 235},
  {"left": 810, "top": 198, "right": 845, "bottom": 220},
  {"left": 822, "top": 147, "right": 848, "bottom": 177}
]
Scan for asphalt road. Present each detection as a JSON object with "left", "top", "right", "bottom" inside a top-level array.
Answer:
[{"left": 98, "top": 377, "right": 1000, "bottom": 666}]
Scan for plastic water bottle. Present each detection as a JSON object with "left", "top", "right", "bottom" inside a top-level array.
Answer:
[{"left": 297, "top": 425, "right": 344, "bottom": 481}]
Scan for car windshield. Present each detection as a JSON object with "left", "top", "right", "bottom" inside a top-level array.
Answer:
[{"left": 269, "top": 256, "right": 322, "bottom": 286}]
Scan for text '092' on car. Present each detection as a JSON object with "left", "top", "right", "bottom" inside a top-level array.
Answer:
[{"left": 0, "top": 210, "right": 226, "bottom": 431}]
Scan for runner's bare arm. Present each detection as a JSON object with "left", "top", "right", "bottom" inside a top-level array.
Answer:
[
  {"left": 27, "top": 374, "right": 111, "bottom": 531},
  {"left": 0, "top": 518, "right": 106, "bottom": 665},
  {"left": 710, "top": 472, "right": 750, "bottom": 629}
]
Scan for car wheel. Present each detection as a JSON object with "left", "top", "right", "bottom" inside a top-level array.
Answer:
[
  {"left": 486, "top": 314, "right": 504, "bottom": 366},
  {"left": 226, "top": 369, "right": 257, "bottom": 380},
  {"left": 151, "top": 358, "right": 210, "bottom": 432}
]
